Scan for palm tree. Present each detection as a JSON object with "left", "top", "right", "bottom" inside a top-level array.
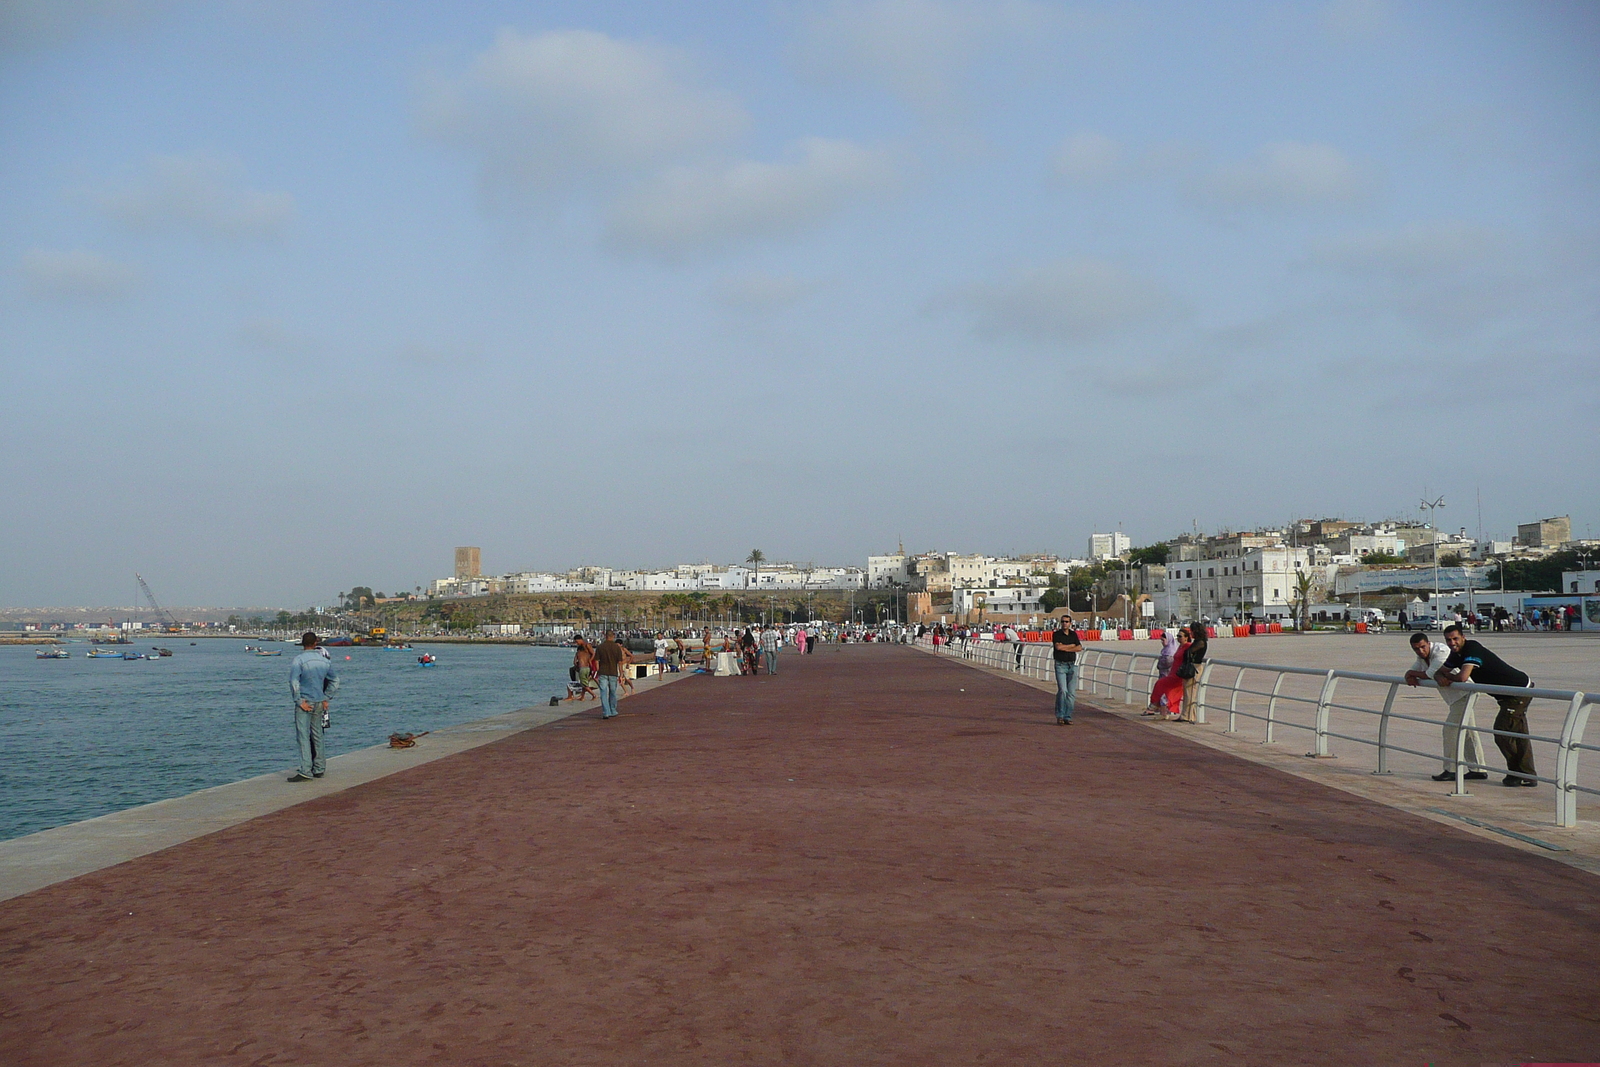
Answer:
[
  {"left": 1291, "top": 570, "right": 1316, "bottom": 631},
  {"left": 746, "top": 549, "right": 765, "bottom": 593}
]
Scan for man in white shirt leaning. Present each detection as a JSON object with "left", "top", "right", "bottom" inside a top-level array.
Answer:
[{"left": 1405, "top": 631, "right": 1489, "bottom": 782}]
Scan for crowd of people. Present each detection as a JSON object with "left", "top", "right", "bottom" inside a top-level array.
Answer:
[{"left": 558, "top": 623, "right": 896, "bottom": 710}]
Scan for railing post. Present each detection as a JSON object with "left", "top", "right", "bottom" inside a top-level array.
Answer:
[
  {"left": 1449, "top": 693, "right": 1479, "bottom": 796},
  {"left": 1265, "top": 673, "right": 1285, "bottom": 744},
  {"left": 1123, "top": 655, "right": 1137, "bottom": 705},
  {"left": 1373, "top": 682, "right": 1398, "bottom": 775},
  {"left": 1555, "top": 692, "right": 1591, "bottom": 828},
  {"left": 1308, "top": 670, "right": 1338, "bottom": 758},
  {"left": 1228, "top": 667, "right": 1244, "bottom": 733},
  {"left": 1145, "top": 657, "right": 1160, "bottom": 712},
  {"left": 1195, "top": 661, "right": 1215, "bottom": 725}
]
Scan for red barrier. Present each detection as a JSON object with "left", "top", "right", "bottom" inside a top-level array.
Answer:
[
  {"left": 1355, "top": 622, "right": 1368, "bottom": 634},
  {"left": 1084, "top": 629, "right": 1102, "bottom": 641},
  {"left": 1117, "top": 629, "right": 1133, "bottom": 640},
  {"left": 1233, "top": 626, "right": 1249, "bottom": 638},
  {"left": 1149, "top": 628, "right": 1165, "bottom": 640},
  {"left": 1206, "top": 626, "right": 1217, "bottom": 638},
  {"left": 1268, "top": 623, "right": 1282, "bottom": 634}
]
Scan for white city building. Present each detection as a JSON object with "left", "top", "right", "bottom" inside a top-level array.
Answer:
[
  {"left": 952, "top": 583, "right": 1051, "bottom": 618},
  {"left": 1088, "top": 532, "right": 1131, "bottom": 560},
  {"left": 867, "top": 554, "right": 910, "bottom": 587}
]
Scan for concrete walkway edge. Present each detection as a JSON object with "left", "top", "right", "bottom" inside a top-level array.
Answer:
[{"left": 0, "top": 668, "right": 689, "bottom": 902}]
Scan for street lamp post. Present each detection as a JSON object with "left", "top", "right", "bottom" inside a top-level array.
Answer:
[{"left": 1420, "top": 495, "right": 1445, "bottom": 617}]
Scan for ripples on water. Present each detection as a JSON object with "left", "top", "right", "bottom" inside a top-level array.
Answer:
[{"left": 0, "top": 640, "right": 573, "bottom": 841}]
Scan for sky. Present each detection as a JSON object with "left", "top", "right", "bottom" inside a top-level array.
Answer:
[{"left": 2, "top": 0, "right": 1597, "bottom": 608}]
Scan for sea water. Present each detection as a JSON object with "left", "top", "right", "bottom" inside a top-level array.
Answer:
[{"left": 0, "top": 640, "right": 575, "bottom": 841}]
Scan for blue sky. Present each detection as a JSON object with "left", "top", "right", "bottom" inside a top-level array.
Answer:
[{"left": 2, "top": 0, "right": 1596, "bottom": 607}]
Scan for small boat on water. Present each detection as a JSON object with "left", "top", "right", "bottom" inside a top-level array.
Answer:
[
  {"left": 254, "top": 649, "right": 283, "bottom": 657},
  {"left": 122, "top": 651, "right": 143, "bottom": 660},
  {"left": 36, "top": 648, "right": 70, "bottom": 659},
  {"left": 87, "top": 648, "right": 124, "bottom": 658},
  {"left": 151, "top": 647, "right": 173, "bottom": 657},
  {"left": 417, "top": 653, "right": 437, "bottom": 666}
]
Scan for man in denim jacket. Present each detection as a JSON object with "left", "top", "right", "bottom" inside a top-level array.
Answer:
[{"left": 288, "top": 631, "right": 340, "bottom": 782}]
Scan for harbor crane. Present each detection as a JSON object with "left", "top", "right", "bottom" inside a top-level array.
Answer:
[{"left": 136, "top": 573, "right": 182, "bottom": 632}]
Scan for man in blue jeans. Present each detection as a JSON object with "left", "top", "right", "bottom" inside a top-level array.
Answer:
[
  {"left": 287, "top": 631, "right": 339, "bottom": 781},
  {"left": 1052, "top": 622, "right": 1084, "bottom": 725},
  {"left": 595, "top": 632, "right": 626, "bottom": 719}
]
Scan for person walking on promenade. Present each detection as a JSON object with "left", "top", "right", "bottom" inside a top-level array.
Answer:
[
  {"left": 795, "top": 626, "right": 808, "bottom": 655},
  {"left": 619, "top": 641, "right": 636, "bottom": 695},
  {"left": 739, "top": 627, "right": 759, "bottom": 676},
  {"left": 1435, "top": 625, "right": 1538, "bottom": 786},
  {"left": 595, "top": 632, "right": 626, "bottom": 719},
  {"left": 566, "top": 635, "right": 598, "bottom": 703},
  {"left": 287, "top": 631, "right": 339, "bottom": 782},
  {"left": 1404, "top": 631, "right": 1489, "bottom": 782},
  {"left": 1051, "top": 621, "right": 1084, "bottom": 725},
  {"left": 1175, "top": 622, "right": 1207, "bottom": 723},
  {"left": 654, "top": 633, "right": 670, "bottom": 675},
  {"left": 760, "top": 625, "right": 782, "bottom": 674}
]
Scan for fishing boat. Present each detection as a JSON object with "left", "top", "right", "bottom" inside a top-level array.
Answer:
[
  {"left": 416, "top": 652, "right": 437, "bottom": 666},
  {"left": 122, "top": 651, "right": 143, "bottom": 660},
  {"left": 36, "top": 648, "right": 70, "bottom": 659},
  {"left": 87, "top": 648, "right": 124, "bottom": 658},
  {"left": 151, "top": 647, "right": 173, "bottom": 657},
  {"left": 254, "top": 649, "right": 283, "bottom": 657}
]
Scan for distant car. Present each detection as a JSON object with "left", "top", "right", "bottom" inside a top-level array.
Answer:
[{"left": 1406, "top": 615, "right": 1438, "bottom": 631}]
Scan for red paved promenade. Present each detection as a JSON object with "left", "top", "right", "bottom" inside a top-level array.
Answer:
[{"left": 3, "top": 645, "right": 1598, "bottom": 1065}]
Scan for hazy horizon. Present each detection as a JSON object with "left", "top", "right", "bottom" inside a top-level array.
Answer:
[{"left": 4, "top": 1, "right": 1596, "bottom": 608}]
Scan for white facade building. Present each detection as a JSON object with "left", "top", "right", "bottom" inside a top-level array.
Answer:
[
  {"left": 867, "top": 554, "right": 910, "bottom": 587},
  {"left": 953, "top": 583, "right": 1051, "bottom": 618},
  {"left": 1088, "top": 532, "right": 1131, "bottom": 560}
]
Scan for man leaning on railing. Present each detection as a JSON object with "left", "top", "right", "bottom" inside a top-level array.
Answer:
[
  {"left": 1435, "top": 625, "right": 1537, "bottom": 788},
  {"left": 1405, "top": 630, "right": 1489, "bottom": 783}
]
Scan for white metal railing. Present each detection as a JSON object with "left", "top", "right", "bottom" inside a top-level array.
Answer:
[{"left": 914, "top": 635, "right": 1598, "bottom": 829}]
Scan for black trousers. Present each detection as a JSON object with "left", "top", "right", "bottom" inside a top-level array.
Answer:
[{"left": 1492, "top": 694, "right": 1537, "bottom": 778}]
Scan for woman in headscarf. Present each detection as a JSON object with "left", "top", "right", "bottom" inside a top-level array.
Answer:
[{"left": 1145, "top": 629, "right": 1184, "bottom": 718}]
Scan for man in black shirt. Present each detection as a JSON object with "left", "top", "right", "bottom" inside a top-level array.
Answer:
[
  {"left": 1051, "top": 624, "right": 1084, "bottom": 725},
  {"left": 1436, "top": 625, "right": 1536, "bottom": 786}
]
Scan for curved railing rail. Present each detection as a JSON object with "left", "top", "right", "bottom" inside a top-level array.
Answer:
[{"left": 915, "top": 635, "right": 1598, "bottom": 828}]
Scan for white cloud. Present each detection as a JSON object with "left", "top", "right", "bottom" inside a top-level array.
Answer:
[
  {"left": 1052, "top": 132, "right": 1123, "bottom": 185},
  {"left": 1198, "top": 142, "right": 1374, "bottom": 209},
  {"left": 959, "top": 259, "right": 1179, "bottom": 347},
  {"left": 1308, "top": 221, "right": 1509, "bottom": 276},
  {"left": 91, "top": 151, "right": 294, "bottom": 239},
  {"left": 793, "top": 0, "right": 1056, "bottom": 107},
  {"left": 19, "top": 249, "right": 143, "bottom": 300},
  {"left": 712, "top": 272, "right": 826, "bottom": 312},
  {"left": 606, "top": 138, "right": 900, "bottom": 256},
  {"left": 418, "top": 28, "right": 748, "bottom": 194}
]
